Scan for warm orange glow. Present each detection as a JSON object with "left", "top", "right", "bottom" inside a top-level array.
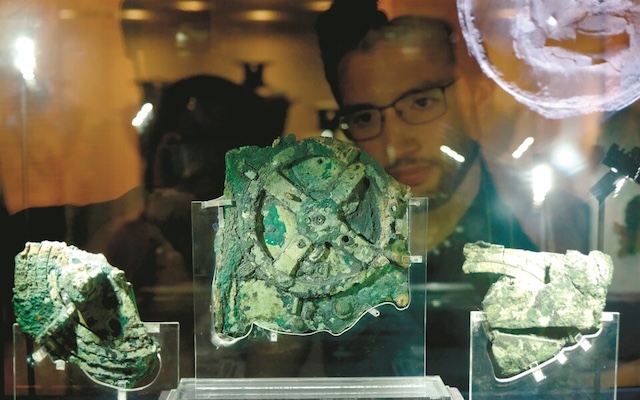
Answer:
[
  {"left": 175, "top": 1, "right": 211, "bottom": 12},
  {"left": 239, "top": 10, "right": 287, "bottom": 22},
  {"left": 119, "top": 9, "right": 155, "bottom": 21},
  {"left": 58, "top": 9, "right": 77, "bottom": 20},
  {"left": 304, "top": 1, "right": 332, "bottom": 12}
]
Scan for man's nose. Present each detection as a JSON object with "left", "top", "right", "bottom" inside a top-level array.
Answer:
[{"left": 380, "top": 108, "right": 421, "bottom": 155}]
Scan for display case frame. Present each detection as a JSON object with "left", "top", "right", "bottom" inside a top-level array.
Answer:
[
  {"left": 181, "top": 197, "right": 460, "bottom": 399},
  {"left": 12, "top": 321, "right": 180, "bottom": 400},
  {"left": 469, "top": 311, "right": 619, "bottom": 400}
]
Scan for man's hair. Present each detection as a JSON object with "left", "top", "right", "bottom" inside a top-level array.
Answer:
[
  {"left": 315, "top": 0, "right": 388, "bottom": 105},
  {"left": 315, "top": 0, "right": 455, "bottom": 106}
]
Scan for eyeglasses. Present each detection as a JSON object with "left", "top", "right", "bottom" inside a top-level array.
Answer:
[{"left": 338, "top": 80, "right": 456, "bottom": 142}]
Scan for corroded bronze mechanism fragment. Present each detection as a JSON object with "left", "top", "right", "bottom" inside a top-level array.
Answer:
[
  {"left": 13, "top": 241, "right": 159, "bottom": 389},
  {"left": 463, "top": 241, "right": 613, "bottom": 378},
  {"left": 212, "top": 135, "right": 412, "bottom": 346}
]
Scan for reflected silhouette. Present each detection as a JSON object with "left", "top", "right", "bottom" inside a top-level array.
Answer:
[
  {"left": 315, "top": 0, "right": 538, "bottom": 390},
  {"left": 102, "top": 73, "right": 286, "bottom": 378}
]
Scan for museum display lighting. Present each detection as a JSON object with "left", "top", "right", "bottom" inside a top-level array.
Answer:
[
  {"left": 531, "top": 163, "right": 552, "bottom": 205},
  {"left": 175, "top": 1, "right": 210, "bottom": 12},
  {"left": 551, "top": 143, "right": 583, "bottom": 174},
  {"left": 132, "top": 103, "right": 154, "bottom": 129},
  {"left": 511, "top": 136, "right": 535, "bottom": 159},
  {"left": 305, "top": 0, "right": 332, "bottom": 12},
  {"left": 590, "top": 143, "right": 640, "bottom": 203},
  {"left": 14, "top": 36, "right": 36, "bottom": 82},
  {"left": 590, "top": 143, "right": 640, "bottom": 250},
  {"left": 120, "top": 9, "right": 155, "bottom": 21},
  {"left": 511, "top": 136, "right": 534, "bottom": 159},
  {"left": 240, "top": 10, "right": 287, "bottom": 22},
  {"left": 440, "top": 145, "right": 465, "bottom": 163}
]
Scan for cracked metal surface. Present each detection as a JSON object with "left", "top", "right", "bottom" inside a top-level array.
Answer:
[
  {"left": 13, "top": 241, "right": 159, "bottom": 388},
  {"left": 212, "top": 135, "right": 412, "bottom": 346},
  {"left": 463, "top": 241, "right": 613, "bottom": 378}
]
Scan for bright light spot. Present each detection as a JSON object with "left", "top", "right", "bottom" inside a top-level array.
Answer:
[
  {"left": 132, "top": 103, "right": 153, "bottom": 129},
  {"left": 532, "top": 164, "right": 552, "bottom": 205},
  {"left": 240, "top": 10, "right": 286, "bottom": 22},
  {"left": 305, "top": 1, "right": 332, "bottom": 12},
  {"left": 175, "top": 31, "right": 189, "bottom": 47},
  {"left": 512, "top": 136, "right": 535, "bottom": 159},
  {"left": 14, "top": 36, "right": 36, "bottom": 81},
  {"left": 611, "top": 167, "right": 619, "bottom": 174},
  {"left": 546, "top": 16, "right": 557, "bottom": 26},
  {"left": 119, "top": 9, "right": 154, "bottom": 21},
  {"left": 613, "top": 176, "right": 627, "bottom": 197},
  {"left": 551, "top": 144, "right": 582, "bottom": 172},
  {"left": 320, "top": 129, "right": 333, "bottom": 138},
  {"left": 175, "top": 1, "right": 210, "bottom": 12},
  {"left": 440, "top": 145, "right": 466, "bottom": 163}
]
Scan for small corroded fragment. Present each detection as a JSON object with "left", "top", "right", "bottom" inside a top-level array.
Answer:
[
  {"left": 13, "top": 241, "right": 159, "bottom": 389},
  {"left": 463, "top": 241, "right": 613, "bottom": 378},
  {"left": 212, "top": 135, "right": 412, "bottom": 346}
]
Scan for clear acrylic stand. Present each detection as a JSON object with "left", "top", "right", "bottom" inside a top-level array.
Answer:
[
  {"left": 167, "top": 375, "right": 462, "bottom": 399},
  {"left": 469, "top": 311, "right": 619, "bottom": 399},
  {"left": 177, "top": 197, "right": 463, "bottom": 399},
  {"left": 13, "top": 321, "right": 180, "bottom": 399}
]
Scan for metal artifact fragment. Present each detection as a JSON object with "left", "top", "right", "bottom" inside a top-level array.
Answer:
[
  {"left": 13, "top": 241, "right": 160, "bottom": 389},
  {"left": 462, "top": 241, "right": 613, "bottom": 378},
  {"left": 212, "top": 135, "right": 412, "bottom": 346}
]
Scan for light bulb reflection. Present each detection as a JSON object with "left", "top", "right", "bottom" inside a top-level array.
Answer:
[
  {"left": 532, "top": 164, "right": 552, "bottom": 205},
  {"left": 440, "top": 145, "right": 465, "bottom": 163},
  {"left": 613, "top": 176, "right": 627, "bottom": 198},
  {"left": 14, "top": 36, "right": 36, "bottom": 82},
  {"left": 512, "top": 137, "right": 534, "bottom": 159},
  {"left": 132, "top": 103, "right": 153, "bottom": 129}
]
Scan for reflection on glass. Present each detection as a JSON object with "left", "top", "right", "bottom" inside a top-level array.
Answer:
[{"left": 459, "top": 0, "right": 640, "bottom": 118}]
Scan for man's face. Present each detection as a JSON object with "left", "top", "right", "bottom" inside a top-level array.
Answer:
[{"left": 337, "top": 40, "right": 477, "bottom": 204}]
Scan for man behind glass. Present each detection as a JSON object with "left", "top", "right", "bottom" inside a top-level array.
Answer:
[{"left": 315, "top": 0, "right": 537, "bottom": 390}]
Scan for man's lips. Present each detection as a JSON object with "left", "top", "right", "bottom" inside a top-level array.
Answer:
[{"left": 388, "top": 164, "right": 432, "bottom": 186}]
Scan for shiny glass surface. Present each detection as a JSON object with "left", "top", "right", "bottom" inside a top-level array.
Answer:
[
  {"left": 469, "top": 312, "right": 619, "bottom": 400},
  {"left": 338, "top": 81, "right": 454, "bottom": 141},
  {"left": 1, "top": 0, "right": 640, "bottom": 398}
]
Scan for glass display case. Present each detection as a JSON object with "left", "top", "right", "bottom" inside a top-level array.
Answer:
[
  {"left": 175, "top": 197, "right": 462, "bottom": 399},
  {"left": 12, "top": 322, "right": 179, "bottom": 399},
  {"left": 469, "top": 312, "right": 619, "bottom": 400},
  {"left": 2, "top": 1, "right": 640, "bottom": 399}
]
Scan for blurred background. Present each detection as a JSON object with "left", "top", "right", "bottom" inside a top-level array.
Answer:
[{"left": 1, "top": 0, "right": 640, "bottom": 398}]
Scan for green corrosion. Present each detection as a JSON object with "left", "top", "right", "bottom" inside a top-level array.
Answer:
[
  {"left": 263, "top": 204, "right": 286, "bottom": 246},
  {"left": 212, "top": 134, "right": 414, "bottom": 345}
]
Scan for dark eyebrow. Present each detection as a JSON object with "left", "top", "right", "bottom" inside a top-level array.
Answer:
[{"left": 402, "top": 80, "right": 455, "bottom": 96}]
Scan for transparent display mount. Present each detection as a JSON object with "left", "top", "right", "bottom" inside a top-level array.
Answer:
[
  {"left": 13, "top": 322, "right": 180, "bottom": 399},
  {"left": 181, "top": 195, "right": 463, "bottom": 399},
  {"left": 469, "top": 311, "right": 619, "bottom": 400}
]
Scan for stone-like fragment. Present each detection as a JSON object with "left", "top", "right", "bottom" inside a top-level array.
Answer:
[
  {"left": 212, "top": 135, "right": 412, "bottom": 346},
  {"left": 13, "top": 241, "right": 159, "bottom": 389},
  {"left": 463, "top": 241, "right": 613, "bottom": 378}
]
